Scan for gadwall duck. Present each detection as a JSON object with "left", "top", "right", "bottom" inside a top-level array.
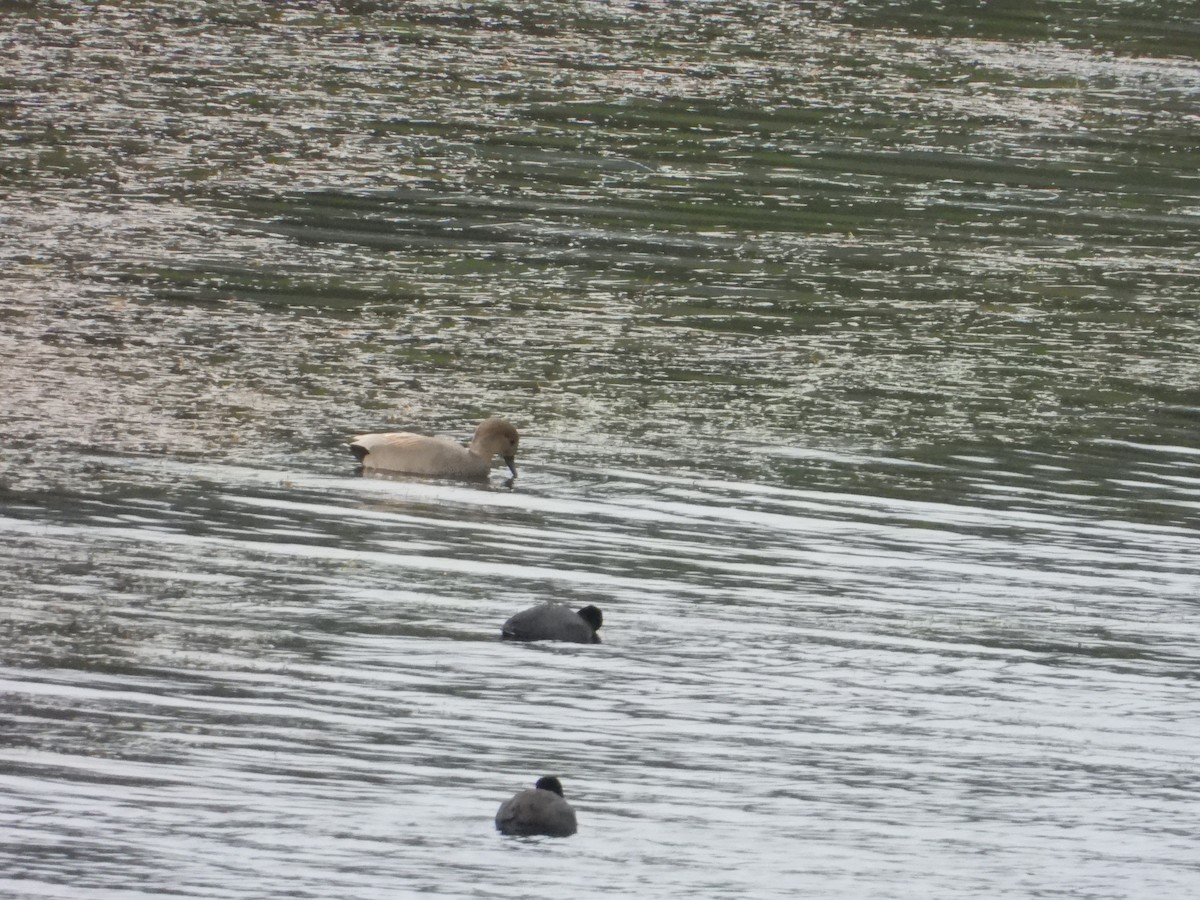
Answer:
[
  {"left": 495, "top": 776, "right": 577, "bottom": 837},
  {"left": 501, "top": 604, "right": 602, "bottom": 644},
  {"left": 348, "top": 418, "right": 519, "bottom": 479}
]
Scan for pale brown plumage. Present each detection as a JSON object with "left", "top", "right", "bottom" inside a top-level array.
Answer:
[{"left": 349, "top": 418, "right": 519, "bottom": 479}]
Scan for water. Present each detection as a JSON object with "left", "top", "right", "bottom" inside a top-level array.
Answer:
[{"left": 2, "top": 2, "right": 1199, "bottom": 897}]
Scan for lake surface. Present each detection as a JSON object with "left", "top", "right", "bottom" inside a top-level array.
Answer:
[{"left": 2, "top": 2, "right": 1199, "bottom": 897}]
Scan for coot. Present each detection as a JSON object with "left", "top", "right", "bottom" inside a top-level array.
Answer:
[
  {"left": 495, "top": 776, "right": 577, "bottom": 837},
  {"left": 501, "top": 603, "right": 602, "bottom": 644}
]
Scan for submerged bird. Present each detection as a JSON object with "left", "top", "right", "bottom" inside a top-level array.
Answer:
[
  {"left": 495, "top": 775, "right": 578, "bottom": 837},
  {"left": 501, "top": 603, "right": 603, "bottom": 644},
  {"left": 348, "top": 418, "right": 519, "bottom": 479}
]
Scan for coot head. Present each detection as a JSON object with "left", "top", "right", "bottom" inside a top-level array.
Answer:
[{"left": 575, "top": 605, "right": 602, "bottom": 632}]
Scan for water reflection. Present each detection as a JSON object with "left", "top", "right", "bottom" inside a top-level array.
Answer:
[{"left": 4, "top": 447, "right": 1198, "bottom": 895}]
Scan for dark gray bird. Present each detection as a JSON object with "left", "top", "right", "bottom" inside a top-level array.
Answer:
[
  {"left": 500, "top": 603, "right": 602, "bottom": 644},
  {"left": 495, "top": 776, "right": 578, "bottom": 837}
]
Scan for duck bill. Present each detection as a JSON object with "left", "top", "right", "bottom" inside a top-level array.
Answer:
[{"left": 504, "top": 456, "right": 518, "bottom": 477}]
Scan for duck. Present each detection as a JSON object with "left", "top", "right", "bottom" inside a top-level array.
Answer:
[
  {"left": 501, "top": 603, "right": 602, "bottom": 644},
  {"left": 495, "top": 775, "right": 578, "bottom": 837},
  {"left": 348, "top": 418, "right": 519, "bottom": 479}
]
